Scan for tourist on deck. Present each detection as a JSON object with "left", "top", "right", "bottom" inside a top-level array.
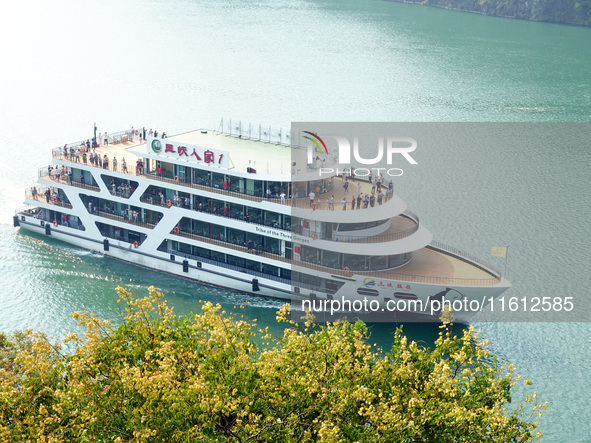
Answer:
[
  {"left": 351, "top": 196, "right": 356, "bottom": 210},
  {"left": 370, "top": 194, "right": 376, "bottom": 207},
  {"left": 377, "top": 190, "right": 383, "bottom": 205},
  {"left": 121, "top": 157, "right": 127, "bottom": 173},
  {"left": 112, "top": 157, "right": 118, "bottom": 171},
  {"left": 341, "top": 197, "right": 347, "bottom": 210},
  {"left": 280, "top": 192, "right": 286, "bottom": 204},
  {"left": 104, "top": 132, "right": 109, "bottom": 145},
  {"left": 103, "top": 155, "right": 109, "bottom": 169},
  {"left": 309, "top": 191, "right": 315, "bottom": 206},
  {"left": 82, "top": 151, "right": 87, "bottom": 164}
]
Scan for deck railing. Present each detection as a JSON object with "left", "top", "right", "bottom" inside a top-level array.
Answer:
[
  {"left": 48, "top": 148, "right": 395, "bottom": 214},
  {"left": 171, "top": 229, "right": 501, "bottom": 287},
  {"left": 429, "top": 240, "right": 502, "bottom": 278}
]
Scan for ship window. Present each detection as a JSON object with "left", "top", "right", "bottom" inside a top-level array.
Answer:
[
  {"left": 193, "top": 246, "right": 210, "bottom": 259},
  {"left": 228, "top": 203, "right": 244, "bottom": 219},
  {"left": 337, "top": 219, "right": 388, "bottom": 232},
  {"left": 342, "top": 254, "right": 366, "bottom": 271},
  {"left": 280, "top": 268, "right": 291, "bottom": 280},
  {"left": 293, "top": 181, "right": 307, "bottom": 198},
  {"left": 264, "top": 212, "right": 280, "bottom": 228},
  {"left": 321, "top": 250, "right": 340, "bottom": 269},
  {"left": 212, "top": 172, "right": 225, "bottom": 189},
  {"left": 178, "top": 242, "right": 191, "bottom": 254},
  {"left": 210, "top": 224, "right": 225, "bottom": 241},
  {"left": 370, "top": 255, "right": 388, "bottom": 270},
  {"left": 227, "top": 255, "right": 245, "bottom": 268},
  {"left": 245, "top": 259, "right": 260, "bottom": 271},
  {"left": 210, "top": 250, "right": 225, "bottom": 263},
  {"left": 192, "top": 220, "right": 209, "bottom": 237},
  {"left": 193, "top": 169, "right": 210, "bottom": 186},
  {"left": 264, "top": 237, "right": 280, "bottom": 255},
  {"left": 246, "top": 207, "right": 262, "bottom": 224},
  {"left": 245, "top": 232, "right": 263, "bottom": 249},
  {"left": 301, "top": 246, "right": 320, "bottom": 265},
  {"left": 229, "top": 177, "right": 244, "bottom": 193},
  {"left": 227, "top": 228, "right": 245, "bottom": 245},
  {"left": 357, "top": 288, "right": 379, "bottom": 297}
]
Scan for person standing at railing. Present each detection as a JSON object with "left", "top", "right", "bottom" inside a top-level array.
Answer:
[
  {"left": 113, "top": 157, "right": 118, "bottom": 171},
  {"left": 104, "top": 132, "right": 109, "bottom": 145},
  {"left": 103, "top": 155, "right": 109, "bottom": 169},
  {"left": 121, "top": 157, "right": 127, "bottom": 173},
  {"left": 309, "top": 191, "right": 315, "bottom": 207}
]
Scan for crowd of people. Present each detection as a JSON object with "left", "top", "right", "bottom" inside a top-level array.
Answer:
[{"left": 309, "top": 176, "right": 394, "bottom": 210}]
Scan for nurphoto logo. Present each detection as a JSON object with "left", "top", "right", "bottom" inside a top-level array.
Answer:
[{"left": 305, "top": 132, "right": 418, "bottom": 177}]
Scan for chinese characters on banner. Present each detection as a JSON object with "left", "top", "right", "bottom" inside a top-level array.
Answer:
[{"left": 147, "top": 137, "right": 230, "bottom": 169}]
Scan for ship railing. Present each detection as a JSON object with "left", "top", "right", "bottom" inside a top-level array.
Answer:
[
  {"left": 429, "top": 240, "right": 502, "bottom": 278},
  {"left": 291, "top": 260, "right": 501, "bottom": 287},
  {"left": 51, "top": 129, "right": 135, "bottom": 155},
  {"left": 25, "top": 186, "right": 73, "bottom": 209},
  {"left": 169, "top": 249, "right": 291, "bottom": 286},
  {"left": 47, "top": 151, "right": 391, "bottom": 214},
  {"left": 139, "top": 196, "right": 292, "bottom": 231},
  {"left": 294, "top": 211, "right": 419, "bottom": 244},
  {"left": 15, "top": 207, "right": 86, "bottom": 231},
  {"left": 172, "top": 228, "right": 501, "bottom": 287},
  {"left": 15, "top": 205, "right": 40, "bottom": 216},
  {"left": 90, "top": 208, "right": 157, "bottom": 230},
  {"left": 173, "top": 229, "right": 285, "bottom": 259},
  {"left": 37, "top": 170, "right": 102, "bottom": 192}
]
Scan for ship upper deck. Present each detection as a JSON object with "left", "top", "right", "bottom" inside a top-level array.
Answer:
[{"left": 49, "top": 131, "right": 408, "bottom": 217}]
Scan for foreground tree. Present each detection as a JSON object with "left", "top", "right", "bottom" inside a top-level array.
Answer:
[{"left": 0, "top": 286, "right": 545, "bottom": 442}]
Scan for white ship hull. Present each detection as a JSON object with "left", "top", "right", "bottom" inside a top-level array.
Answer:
[{"left": 16, "top": 211, "right": 509, "bottom": 324}]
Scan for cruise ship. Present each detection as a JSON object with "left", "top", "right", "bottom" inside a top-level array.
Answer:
[{"left": 14, "top": 124, "right": 511, "bottom": 323}]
